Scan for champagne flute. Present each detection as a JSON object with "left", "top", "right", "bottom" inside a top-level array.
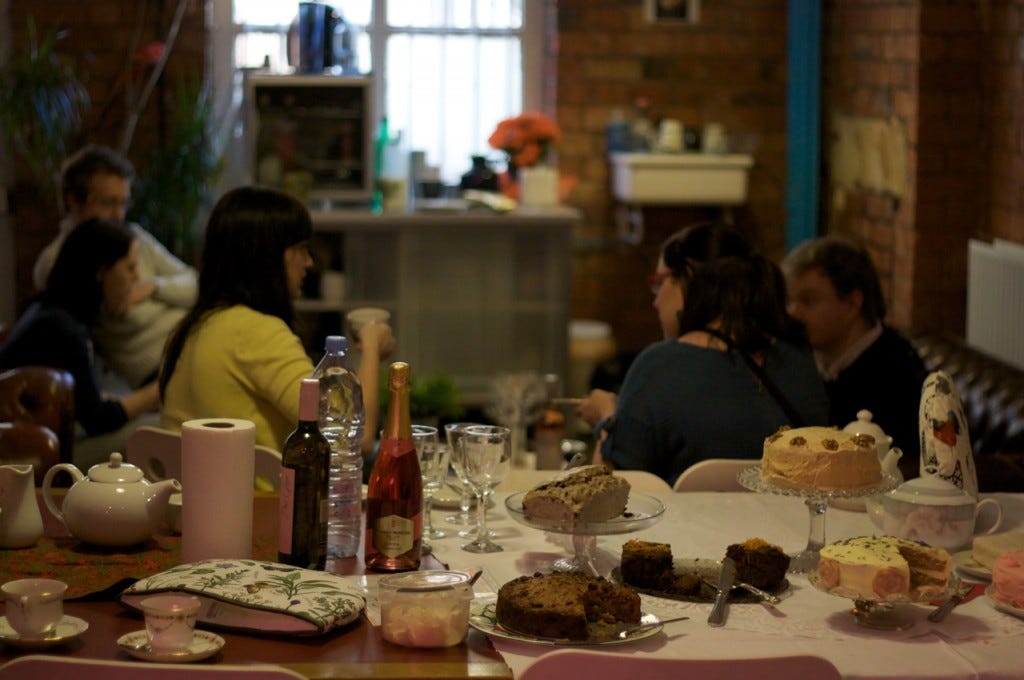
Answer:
[
  {"left": 444, "top": 422, "right": 481, "bottom": 537},
  {"left": 411, "top": 425, "right": 439, "bottom": 550},
  {"left": 460, "top": 425, "right": 511, "bottom": 554}
]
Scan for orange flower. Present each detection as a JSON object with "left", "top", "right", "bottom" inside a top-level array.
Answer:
[{"left": 488, "top": 112, "right": 561, "bottom": 167}]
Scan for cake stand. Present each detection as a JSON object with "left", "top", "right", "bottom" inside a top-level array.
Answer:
[
  {"left": 738, "top": 467, "right": 900, "bottom": 574},
  {"left": 808, "top": 572, "right": 960, "bottom": 630},
  {"left": 504, "top": 492, "right": 665, "bottom": 576}
]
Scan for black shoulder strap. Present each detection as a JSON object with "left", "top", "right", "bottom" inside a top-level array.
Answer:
[{"left": 701, "top": 328, "right": 806, "bottom": 428}]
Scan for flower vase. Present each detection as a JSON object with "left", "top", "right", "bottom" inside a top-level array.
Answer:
[{"left": 519, "top": 164, "right": 559, "bottom": 207}]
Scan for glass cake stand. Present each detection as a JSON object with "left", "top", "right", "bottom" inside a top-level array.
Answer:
[
  {"left": 808, "top": 572, "right": 960, "bottom": 630},
  {"left": 738, "top": 467, "right": 901, "bottom": 574},
  {"left": 504, "top": 492, "right": 665, "bottom": 576}
]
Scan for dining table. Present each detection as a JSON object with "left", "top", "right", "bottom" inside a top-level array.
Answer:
[{"left": 3, "top": 477, "right": 1024, "bottom": 679}]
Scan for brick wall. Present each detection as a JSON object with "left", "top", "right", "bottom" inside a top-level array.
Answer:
[
  {"left": 555, "top": 0, "right": 790, "bottom": 353},
  {"left": 988, "top": 2, "right": 1024, "bottom": 242}
]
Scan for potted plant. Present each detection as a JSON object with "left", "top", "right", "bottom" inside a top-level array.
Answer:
[{"left": 380, "top": 371, "right": 465, "bottom": 427}]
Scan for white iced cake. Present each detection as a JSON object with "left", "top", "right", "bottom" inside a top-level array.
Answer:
[
  {"left": 817, "top": 535, "right": 952, "bottom": 600},
  {"left": 761, "top": 426, "right": 881, "bottom": 490},
  {"left": 972, "top": 532, "right": 1024, "bottom": 570},
  {"left": 522, "top": 465, "right": 630, "bottom": 524}
]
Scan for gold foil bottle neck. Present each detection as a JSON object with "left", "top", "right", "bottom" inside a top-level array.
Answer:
[{"left": 388, "top": 362, "right": 411, "bottom": 391}]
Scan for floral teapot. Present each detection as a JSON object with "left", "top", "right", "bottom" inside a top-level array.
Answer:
[
  {"left": 866, "top": 475, "right": 1003, "bottom": 551},
  {"left": 42, "top": 452, "right": 181, "bottom": 547}
]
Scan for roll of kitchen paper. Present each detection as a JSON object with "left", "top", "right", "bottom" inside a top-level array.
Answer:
[{"left": 180, "top": 418, "right": 256, "bottom": 563}]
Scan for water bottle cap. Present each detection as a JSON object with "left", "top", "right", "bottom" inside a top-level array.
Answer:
[{"left": 325, "top": 335, "right": 347, "bottom": 353}]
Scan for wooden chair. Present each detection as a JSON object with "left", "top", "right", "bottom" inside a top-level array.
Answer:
[
  {"left": 672, "top": 458, "right": 758, "bottom": 492},
  {"left": 518, "top": 650, "right": 842, "bottom": 680},
  {"left": 0, "top": 655, "right": 305, "bottom": 679},
  {"left": 126, "top": 424, "right": 282, "bottom": 489}
]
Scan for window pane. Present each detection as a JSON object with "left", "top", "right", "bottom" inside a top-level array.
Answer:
[
  {"left": 388, "top": 0, "right": 521, "bottom": 29},
  {"left": 233, "top": 1, "right": 296, "bottom": 25},
  {"left": 338, "top": 1, "right": 373, "bottom": 26},
  {"left": 234, "top": 32, "right": 287, "bottom": 70},
  {"left": 387, "top": 33, "right": 521, "bottom": 184}
]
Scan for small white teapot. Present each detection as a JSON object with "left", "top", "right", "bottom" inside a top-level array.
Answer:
[
  {"left": 843, "top": 409, "right": 896, "bottom": 467},
  {"left": 867, "top": 475, "right": 1003, "bottom": 551},
  {"left": 41, "top": 452, "right": 182, "bottom": 547}
]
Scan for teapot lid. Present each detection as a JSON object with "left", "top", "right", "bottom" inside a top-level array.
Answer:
[
  {"left": 890, "top": 475, "right": 972, "bottom": 505},
  {"left": 87, "top": 452, "right": 144, "bottom": 484},
  {"left": 843, "top": 409, "right": 888, "bottom": 444}
]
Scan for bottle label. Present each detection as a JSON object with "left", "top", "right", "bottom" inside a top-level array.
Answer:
[
  {"left": 278, "top": 467, "right": 296, "bottom": 553},
  {"left": 372, "top": 514, "right": 415, "bottom": 557}
]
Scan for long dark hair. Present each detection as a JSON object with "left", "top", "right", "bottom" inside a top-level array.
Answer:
[
  {"left": 43, "top": 217, "right": 135, "bottom": 326},
  {"left": 660, "top": 222, "right": 752, "bottom": 288},
  {"left": 159, "top": 186, "right": 312, "bottom": 398},
  {"left": 677, "top": 253, "right": 804, "bottom": 354}
]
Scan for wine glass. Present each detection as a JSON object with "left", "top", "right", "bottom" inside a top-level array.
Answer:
[
  {"left": 411, "top": 425, "right": 439, "bottom": 550},
  {"left": 444, "top": 422, "right": 481, "bottom": 537},
  {"left": 419, "top": 441, "right": 451, "bottom": 541},
  {"left": 459, "top": 425, "right": 511, "bottom": 554}
]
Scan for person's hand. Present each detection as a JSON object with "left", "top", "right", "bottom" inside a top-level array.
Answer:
[
  {"left": 357, "top": 322, "right": 395, "bottom": 362},
  {"left": 128, "top": 280, "right": 157, "bottom": 308},
  {"left": 577, "top": 389, "right": 617, "bottom": 428}
]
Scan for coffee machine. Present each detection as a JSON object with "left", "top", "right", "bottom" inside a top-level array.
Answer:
[{"left": 295, "top": 2, "right": 358, "bottom": 74}]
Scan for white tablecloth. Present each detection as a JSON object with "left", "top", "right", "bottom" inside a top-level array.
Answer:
[{"left": 430, "top": 490, "right": 1024, "bottom": 680}]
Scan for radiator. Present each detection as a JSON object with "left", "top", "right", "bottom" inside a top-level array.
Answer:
[{"left": 967, "top": 239, "right": 1024, "bottom": 369}]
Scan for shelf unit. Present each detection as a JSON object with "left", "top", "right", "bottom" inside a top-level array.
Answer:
[{"left": 297, "top": 207, "right": 579, "bottom": 405}]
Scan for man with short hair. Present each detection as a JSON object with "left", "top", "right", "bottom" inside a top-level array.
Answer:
[
  {"left": 783, "top": 235, "right": 926, "bottom": 470},
  {"left": 33, "top": 145, "right": 197, "bottom": 388}
]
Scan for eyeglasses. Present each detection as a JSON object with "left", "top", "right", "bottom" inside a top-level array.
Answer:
[{"left": 646, "top": 270, "right": 673, "bottom": 295}]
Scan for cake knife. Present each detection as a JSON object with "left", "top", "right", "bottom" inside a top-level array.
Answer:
[{"left": 708, "top": 557, "right": 737, "bottom": 626}]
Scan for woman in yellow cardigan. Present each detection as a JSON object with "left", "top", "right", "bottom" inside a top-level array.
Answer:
[{"left": 158, "top": 186, "right": 393, "bottom": 452}]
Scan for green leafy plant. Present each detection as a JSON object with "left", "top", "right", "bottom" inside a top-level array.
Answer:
[
  {"left": 380, "top": 371, "right": 465, "bottom": 423},
  {"left": 0, "top": 18, "right": 90, "bottom": 199},
  {"left": 128, "top": 77, "right": 219, "bottom": 261}
]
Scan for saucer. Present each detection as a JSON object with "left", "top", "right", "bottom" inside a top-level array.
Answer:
[
  {"left": 117, "top": 629, "right": 225, "bottom": 662},
  {"left": 986, "top": 585, "right": 1024, "bottom": 620},
  {"left": 952, "top": 550, "right": 992, "bottom": 580},
  {"left": 0, "top": 615, "right": 89, "bottom": 649}
]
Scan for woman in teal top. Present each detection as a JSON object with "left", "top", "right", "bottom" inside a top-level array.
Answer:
[{"left": 597, "top": 254, "right": 829, "bottom": 487}]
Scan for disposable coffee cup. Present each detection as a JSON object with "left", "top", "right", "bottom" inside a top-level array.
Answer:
[
  {"left": 140, "top": 594, "right": 201, "bottom": 653},
  {"left": 2, "top": 578, "right": 66, "bottom": 637}
]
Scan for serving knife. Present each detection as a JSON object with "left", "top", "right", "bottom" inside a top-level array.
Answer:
[
  {"left": 708, "top": 557, "right": 737, "bottom": 627},
  {"left": 928, "top": 582, "right": 972, "bottom": 622}
]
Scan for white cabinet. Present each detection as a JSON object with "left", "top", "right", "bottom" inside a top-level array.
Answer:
[{"left": 300, "top": 208, "right": 579, "bottom": 405}]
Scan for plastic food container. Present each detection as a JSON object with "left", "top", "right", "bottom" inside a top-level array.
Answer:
[{"left": 379, "top": 570, "right": 473, "bottom": 648}]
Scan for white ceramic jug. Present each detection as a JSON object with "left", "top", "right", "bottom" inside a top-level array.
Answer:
[{"left": 0, "top": 464, "right": 44, "bottom": 548}]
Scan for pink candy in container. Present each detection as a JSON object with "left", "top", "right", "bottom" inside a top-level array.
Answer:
[{"left": 379, "top": 570, "right": 473, "bottom": 647}]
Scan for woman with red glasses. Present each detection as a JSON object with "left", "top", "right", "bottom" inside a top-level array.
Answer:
[{"left": 581, "top": 225, "right": 828, "bottom": 487}]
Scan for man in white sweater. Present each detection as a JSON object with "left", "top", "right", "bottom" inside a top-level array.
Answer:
[{"left": 33, "top": 145, "right": 197, "bottom": 388}]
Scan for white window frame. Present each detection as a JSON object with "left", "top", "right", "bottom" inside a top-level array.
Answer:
[{"left": 208, "top": 0, "right": 544, "bottom": 191}]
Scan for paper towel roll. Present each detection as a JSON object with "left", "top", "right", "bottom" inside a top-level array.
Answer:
[{"left": 181, "top": 418, "right": 256, "bottom": 563}]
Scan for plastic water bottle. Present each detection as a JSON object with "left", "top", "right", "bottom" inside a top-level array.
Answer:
[{"left": 311, "top": 335, "right": 364, "bottom": 558}]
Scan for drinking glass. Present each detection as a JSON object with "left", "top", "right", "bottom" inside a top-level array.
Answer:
[
  {"left": 460, "top": 425, "right": 511, "bottom": 554},
  {"left": 444, "top": 422, "right": 481, "bottom": 537},
  {"left": 419, "top": 441, "right": 451, "bottom": 541},
  {"left": 411, "top": 425, "right": 439, "bottom": 550}
]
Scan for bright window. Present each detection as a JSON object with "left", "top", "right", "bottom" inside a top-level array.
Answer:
[{"left": 227, "top": 0, "right": 538, "bottom": 186}]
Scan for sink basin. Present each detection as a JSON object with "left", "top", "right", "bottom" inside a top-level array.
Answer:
[{"left": 609, "top": 152, "right": 754, "bottom": 205}]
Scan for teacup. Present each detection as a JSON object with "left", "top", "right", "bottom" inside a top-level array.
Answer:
[
  {"left": 140, "top": 594, "right": 201, "bottom": 653},
  {"left": 2, "top": 578, "right": 66, "bottom": 637},
  {"left": 346, "top": 307, "right": 390, "bottom": 343}
]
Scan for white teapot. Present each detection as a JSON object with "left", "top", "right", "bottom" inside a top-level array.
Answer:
[
  {"left": 867, "top": 475, "right": 1002, "bottom": 550},
  {"left": 41, "top": 452, "right": 181, "bottom": 547}
]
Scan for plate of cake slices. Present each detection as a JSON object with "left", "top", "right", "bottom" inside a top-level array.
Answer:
[
  {"left": 504, "top": 465, "right": 664, "bottom": 535},
  {"left": 611, "top": 538, "right": 790, "bottom": 604},
  {"left": 469, "top": 572, "right": 672, "bottom": 645},
  {"left": 952, "top": 550, "right": 992, "bottom": 580}
]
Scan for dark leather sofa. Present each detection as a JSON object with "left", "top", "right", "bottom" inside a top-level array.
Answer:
[{"left": 911, "top": 333, "right": 1024, "bottom": 492}]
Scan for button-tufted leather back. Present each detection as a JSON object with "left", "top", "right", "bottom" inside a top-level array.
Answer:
[
  {"left": 911, "top": 333, "right": 1024, "bottom": 491},
  {"left": 0, "top": 366, "right": 76, "bottom": 465}
]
